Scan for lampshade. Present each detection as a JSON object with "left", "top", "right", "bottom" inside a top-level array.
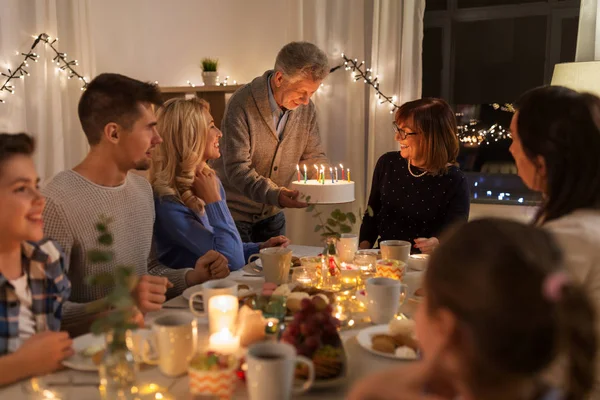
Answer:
[{"left": 551, "top": 61, "right": 600, "bottom": 97}]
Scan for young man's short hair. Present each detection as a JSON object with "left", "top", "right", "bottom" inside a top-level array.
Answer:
[{"left": 78, "top": 73, "right": 164, "bottom": 145}]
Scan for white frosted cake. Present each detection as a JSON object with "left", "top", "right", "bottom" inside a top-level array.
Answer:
[{"left": 291, "top": 179, "right": 355, "bottom": 204}]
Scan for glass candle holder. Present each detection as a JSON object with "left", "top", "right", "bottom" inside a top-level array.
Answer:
[
  {"left": 354, "top": 250, "right": 377, "bottom": 288},
  {"left": 291, "top": 266, "right": 318, "bottom": 287}
]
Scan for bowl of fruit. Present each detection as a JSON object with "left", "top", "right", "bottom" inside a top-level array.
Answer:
[
  {"left": 188, "top": 351, "right": 238, "bottom": 400},
  {"left": 281, "top": 297, "right": 348, "bottom": 388}
]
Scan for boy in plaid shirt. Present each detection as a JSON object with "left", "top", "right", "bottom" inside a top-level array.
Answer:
[{"left": 0, "top": 133, "right": 72, "bottom": 385}]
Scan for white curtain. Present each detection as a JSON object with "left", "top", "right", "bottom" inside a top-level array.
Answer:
[
  {"left": 0, "top": 0, "right": 92, "bottom": 181},
  {"left": 576, "top": 0, "right": 600, "bottom": 61},
  {"left": 284, "top": 0, "right": 424, "bottom": 246}
]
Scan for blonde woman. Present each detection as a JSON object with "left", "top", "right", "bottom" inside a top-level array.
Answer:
[{"left": 151, "top": 98, "right": 289, "bottom": 271}]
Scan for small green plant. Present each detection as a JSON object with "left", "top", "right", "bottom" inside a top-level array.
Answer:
[
  {"left": 201, "top": 58, "right": 219, "bottom": 72},
  {"left": 86, "top": 216, "right": 138, "bottom": 338},
  {"left": 303, "top": 195, "right": 374, "bottom": 239}
]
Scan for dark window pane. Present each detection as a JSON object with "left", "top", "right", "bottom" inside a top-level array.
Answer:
[
  {"left": 560, "top": 17, "right": 579, "bottom": 62},
  {"left": 453, "top": 16, "right": 547, "bottom": 104},
  {"left": 423, "top": 27, "right": 443, "bottom": 98},
  {"left": 426, "top": 0, "right": 447, "bottom": 11},
  {"left": 458, "top": 0, "right": 544, "bottom": 7}
]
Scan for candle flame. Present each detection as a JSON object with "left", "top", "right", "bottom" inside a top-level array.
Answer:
[
  {"left": 304, "top": 164, "right": 307, "bottom": 171},
  {"left": 296, "top": 164, "right": 299, "bottom": 170},
  {"left": 339, "top": 164, "right": 344, "bottom": 169}
]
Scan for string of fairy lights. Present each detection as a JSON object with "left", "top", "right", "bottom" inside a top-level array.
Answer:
[
  {"left": 0, "top": 33, "right": 88, "bottom": 103},
  {"left": 1, "top": 40, "right": 515, "bottom": 147}
]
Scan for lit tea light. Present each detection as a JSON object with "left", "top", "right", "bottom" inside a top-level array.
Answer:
[{"left": 209, "top": 328, "right": 240, "bottom": 354}]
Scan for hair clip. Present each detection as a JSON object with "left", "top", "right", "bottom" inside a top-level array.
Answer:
[{"left": 542, "top": 271, "right": 570, "bottom": 302}]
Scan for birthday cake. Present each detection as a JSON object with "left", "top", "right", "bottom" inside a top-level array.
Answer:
[{"left": 291, "top": 179, "right": 355, "bottom": 204}]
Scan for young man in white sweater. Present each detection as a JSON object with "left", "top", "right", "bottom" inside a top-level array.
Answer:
[{"left": 42, "top": 73, "right": 229, "bottom": 335}]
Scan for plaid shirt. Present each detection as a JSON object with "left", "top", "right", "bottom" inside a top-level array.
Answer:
[{"left": 0, "top": 239, "right": 71, "bottom": 354}]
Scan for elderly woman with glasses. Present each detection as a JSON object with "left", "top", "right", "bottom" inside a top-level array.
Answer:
[{"left": 359, "top": 98, "right": 470, "bottom": 254}]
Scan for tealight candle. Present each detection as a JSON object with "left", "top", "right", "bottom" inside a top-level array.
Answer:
[
  {"left": 264, "top": 318, "right": 280, "bottom": 340},
  {"left": 208, "top": 295, "right": 238, "bottom": 334},
  {"left": 209, "top": 328, "right": 240, "bottom": 354}
]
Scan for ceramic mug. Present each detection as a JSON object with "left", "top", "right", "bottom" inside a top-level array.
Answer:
[
  {"left": 365, "top": 277, "right": 408, "bottom": 324},
  {"left": 380, "top": 240, "right": 411, "bottom": 263},
  {"left": 248, "top": 247, "right": 293, "bottom": 284},
  {"left": 143, "top": 313, "right": 198, "bottom": 377},
  {"left": 188, "top": 278, "right": 238, "bottom": 315},
  {"left": 246, "top": 341, "right": 315, "bottom": 400}
]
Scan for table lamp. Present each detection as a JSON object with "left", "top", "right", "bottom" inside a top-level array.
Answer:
[{"left": 551, "top": 61, "right": 600, "bottom": 96}]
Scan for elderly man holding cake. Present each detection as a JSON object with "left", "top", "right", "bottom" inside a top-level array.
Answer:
[{"left": 213, "top": 41, "right": 330, "bottom": 243}]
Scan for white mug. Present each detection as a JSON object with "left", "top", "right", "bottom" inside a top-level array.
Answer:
[
  {"left": 248, "top": 247, "right": 292, "bottom": 284},
  {"left": 142, "top": 313, "right": 198, "bottom": 377},
  {"left": 246, "top": 342, "right": 315, "bottom": 400},
  {"left": 337, "top": 233, "right": 359, "bottom": 263},
  {"left": 366, "top": 277, "right": 408, "bottom": 324},
  {"left": 380, "top": 240, "right": 411, "bottom": 263},
  {"left": 188, "top": 278, "right": 238, "bottom": 316}
]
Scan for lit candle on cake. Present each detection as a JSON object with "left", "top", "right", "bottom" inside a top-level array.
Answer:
[
  {"left": 296, "top": 164, "right": 301, "bottom": 182},
  {"left": 340, "top": 164, "right": 345, "bottom": 180},
  {"left": 335, "top": 166, "right": 338, "bottom": 182},
  {"left": 330, "top": 167, "right": 334, "bottom": 183},
  {"left": 314, "top": 164, "right": 320, "bottom": 182},
  {"left": 347, "top": 168, "right": 351, "bottom": 182},
  {"left": 320, "top": 165, "right": 325, "bottom": 185},
  {"left": 303, "top": 164, "right": 307, "bottom": 183}
]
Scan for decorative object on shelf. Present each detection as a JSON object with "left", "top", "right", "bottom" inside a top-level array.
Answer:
[
  {"left": 85, "top": 216, "right": 139, "bottom": 399},
  {"left": 0, "top": 33, "right": 87, "bottom": 104},
  {"left": 201, "top": 58, "right": 219, "bottom": 86}
]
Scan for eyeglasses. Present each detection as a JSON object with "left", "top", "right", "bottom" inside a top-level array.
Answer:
[{"left": 393, "top": 123, "right": 417, "bottom": 140}]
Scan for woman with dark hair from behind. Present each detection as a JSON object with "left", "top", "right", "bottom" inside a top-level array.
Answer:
[
  {"left": 348, "top": 218, "right": 596, "bottom": 400},
  {"left": 509, "top": 85, "right": 600, "bottom": 394},
  {"left": 359, "top": 98, "right": 470, "bottom": 254}
]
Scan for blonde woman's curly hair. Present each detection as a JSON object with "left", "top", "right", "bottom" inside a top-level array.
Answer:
[{"left": 150, "top": 97, "right": 212, "bottom": 214}]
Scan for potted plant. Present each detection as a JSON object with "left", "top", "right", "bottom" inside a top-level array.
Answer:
[{"left": 201, "top": 58, "right": 219, "bottom": 86}]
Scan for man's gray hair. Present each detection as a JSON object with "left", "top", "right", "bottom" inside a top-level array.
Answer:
[{"left": 274, "top": 42, "right": 329, "bottom": 82}]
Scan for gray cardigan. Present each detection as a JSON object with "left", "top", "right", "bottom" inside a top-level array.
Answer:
[{"left": 212, "top": 70, "right": 328, "bottom": 223}]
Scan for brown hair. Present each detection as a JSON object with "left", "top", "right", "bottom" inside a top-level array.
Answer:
[
  {"left": 78, "top": 73, "right": 163, "bottom": 145},
  {"left": 514, "top": 86, "right": 600, "bottom": 225},
  {"left": 0, "top": 133, "right": 35, "bottom": 170},
  {"left": 395, "top": 98, "right": 459, "bottom": 175},
  {"left": 425, "top": 219, "right": 596, "bottom": 400}
]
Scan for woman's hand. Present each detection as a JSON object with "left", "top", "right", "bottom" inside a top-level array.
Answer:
[
  {"left": 359, "top": 240, "right": 372, "bottom": 249},
  {"left": 192, "top": 169, "right": 222, "bottom": 204},
  {"left": 259, "top": 235, "right": 291, "bottom": 250},
  {"left": 414, "top": 237, "right": 439, "bottom": 254}
]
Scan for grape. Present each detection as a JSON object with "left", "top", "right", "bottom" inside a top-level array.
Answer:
[
  {"left": 324, "top": 304, "right": 333, "bottom": 315},
  {"left": 286, "top": 325, "right": 298, "bottom": 337},
  {"left": 314, "top": 312, "right": 327, "bottom": 324},
  {"left": 300, "top": 298, "right": 313, "bottom": 311},
  {"left": 297, "top": 344, "right": 311, "bottom": 357},
  {"left": 300, "top": 322, "right": 315, "bottom": 336},
  {"left": 293, "top": 312, "right": 304, "bottom": 324},
  {"left": 304, "top": 335, "right": 321, "bottom": 351},
  {"left": 323, "top": 323, "right": 337, "bottom": 335}
]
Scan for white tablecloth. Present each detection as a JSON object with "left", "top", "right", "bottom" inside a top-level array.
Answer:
[{"left": 0, "top": 245, "right": 423, "bottom": 399}]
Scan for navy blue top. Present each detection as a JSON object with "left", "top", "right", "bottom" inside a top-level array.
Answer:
[
  {"left": 153, "top": 180, "right": 260, "bottom": 271},
  {"left": 359, "top": 152, "right": 470, "bottom": 247}
]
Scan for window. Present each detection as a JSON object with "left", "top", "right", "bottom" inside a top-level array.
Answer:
[{"left": 423, "top": 0, "right": 580, "bottom": 205}]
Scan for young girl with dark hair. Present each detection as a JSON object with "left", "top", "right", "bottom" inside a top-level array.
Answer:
[{"left": 349, "top": 218, "right": 596, "bottom": 400}]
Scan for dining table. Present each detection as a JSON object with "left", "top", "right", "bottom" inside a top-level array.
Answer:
[{"left": 0, "top": 245, "right": 423, "bottom": 399}]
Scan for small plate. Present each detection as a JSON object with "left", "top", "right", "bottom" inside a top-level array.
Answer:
[
  {"left": 356, "top": 325, "right": 418, "bottom": 361},
  {"left": 63, "top": 329, "right": 152, "bottom": 371}
]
